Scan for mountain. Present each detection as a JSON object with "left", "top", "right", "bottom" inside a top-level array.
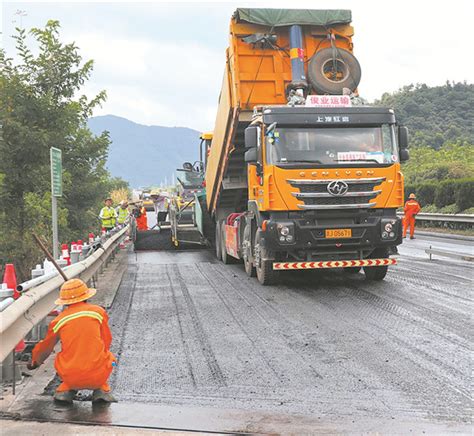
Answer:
[
  {"left": 88, "top": 115, "right": 200, "bottom": 187},
  {"left": 376, "top": 82, "right": 474, "bottom": 149}
]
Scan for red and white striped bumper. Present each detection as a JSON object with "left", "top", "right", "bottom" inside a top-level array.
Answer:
[{"left": 273, "top": 258, "right": 397, "bottom": 270}]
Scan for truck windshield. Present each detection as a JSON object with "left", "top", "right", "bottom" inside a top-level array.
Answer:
[{"left": 266, "top": 125, "right": 398, "bottom": 165}]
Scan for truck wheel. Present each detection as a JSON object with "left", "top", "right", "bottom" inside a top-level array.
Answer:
[
  {"left": 308, "top": 47, "right": 361, "bottom": 95},
  {"left": 221, "top": 221, "right": 232, "bottom": 264},
  {"left": 215, "top": 221, "right": 222, "bottom": 260},
  {"left": 254, "top": 229, "right": 278, "bottom": 286},
  {"left": 364, "top": 248, "right": 389, "bottom": 281},
  {"left": 364, "top": 266, "right": 388, "bottom": 281},
  {"left": 243, "top": 222, "right": 256, "bottom": 277}
]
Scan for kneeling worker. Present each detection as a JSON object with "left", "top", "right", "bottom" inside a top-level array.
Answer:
[{"left": 28, "top": 279, "right": 117, "bottom": 403}]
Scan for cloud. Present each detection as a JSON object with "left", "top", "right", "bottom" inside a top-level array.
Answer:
[
  {"left": 3, "top": 0, "right": 474, "bottom": 131},
  {"left": 72, "top": 32, "right": 224, "bottom": 129}
]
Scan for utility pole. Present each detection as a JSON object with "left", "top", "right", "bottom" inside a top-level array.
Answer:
[{"left": 50, "top": 148, "right": 62, "bottom": 259}]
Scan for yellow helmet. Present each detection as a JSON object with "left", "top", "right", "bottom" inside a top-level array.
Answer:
[{"left": 55, "top": 279, "right": 96, "bottom": 305}]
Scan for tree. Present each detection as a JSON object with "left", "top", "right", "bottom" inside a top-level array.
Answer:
[
  {"left": 376, "top": 82, "right": 474, "bottom": 149},
  {"left": 0, "top": 21, "right": 125, "bottom": 279}
]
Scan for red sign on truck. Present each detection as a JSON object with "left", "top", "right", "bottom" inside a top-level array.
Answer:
[{"left": 305, "top": 95, "right": 352, "bottom": 107}]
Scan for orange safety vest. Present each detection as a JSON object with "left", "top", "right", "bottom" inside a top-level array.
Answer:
[
  {"left": 32, "top": 302, "right": 115, "bottom": 390},
  {"left": 404, "top": 200, "right": 421, "bottom": 218},
  {"left": 136, "top": 207, "right": 148, "bottom": 230}
]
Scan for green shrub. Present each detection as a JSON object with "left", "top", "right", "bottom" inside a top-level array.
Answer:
[
  {"left": 453, "top": 179, "right": 474, "bottom": 211},
  {"left": 434, "top": 181, "right": 455, "bottom": 208},
  {"left": 421, "top": 204, "right": 438, "bottom": 213},
  {"left": 438, "top": 203, "right": 458, "bottom": 214},
  {"left": 417, "top": 183, "right": 437, "bottom": 205}
]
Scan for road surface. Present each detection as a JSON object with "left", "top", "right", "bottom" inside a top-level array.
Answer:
[{"left": 6, "top": 231, "right": 472, "bottom": 434}]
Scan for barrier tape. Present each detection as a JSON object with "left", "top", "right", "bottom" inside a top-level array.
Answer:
[{"left": 273, "top": 258, "right": 397, "bottom": 270}]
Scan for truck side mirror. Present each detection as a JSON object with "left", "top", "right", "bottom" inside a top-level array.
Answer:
[
  {"left": 398, "top": 126, "right": 409, "bottom": 149},
  {"left": 245, "top": 147, "right": 258, "bottom": 163},
  {"left": 400, "top": 148, "right": 409, "bottom": 162},
  {"left": 245, "top": 126, "right": 258, "bottom": 149}
]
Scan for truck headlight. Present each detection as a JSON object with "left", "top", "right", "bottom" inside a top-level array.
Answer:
[
  {"left": 274, "top": 222, "right": 295, "bottom": 244},
  {"left": 381, "top": 219, "right": 398, "bottom": 240}
]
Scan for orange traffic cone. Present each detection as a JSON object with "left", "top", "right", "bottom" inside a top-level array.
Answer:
[
  {"left": 3, "top": 264, "right": 25, "bottom": 352},
  {"left": 3, "top": 264, "right": 19, "bottom": 300}
]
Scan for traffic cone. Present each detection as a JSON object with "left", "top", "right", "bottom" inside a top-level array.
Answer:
[
  {"left": 88, "top": 233, "right": 95, "bottom": 244},
  {"left": 61, "top": 244, "right": 71, "bottom": 266},
  {"left": 3, "top": 264, "right": 19, "bottom": 300},
  {"left": 3, "top": 264, "right": 25, "bottom": 352}
]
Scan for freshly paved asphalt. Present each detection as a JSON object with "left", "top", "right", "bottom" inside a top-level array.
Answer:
[{"left": 6, "top": 225, "right": 472, "bottom": 434}]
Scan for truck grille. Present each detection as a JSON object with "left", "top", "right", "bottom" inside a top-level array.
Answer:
[{"left": 288, "top": 177, "right": 385, "bottom": 210}]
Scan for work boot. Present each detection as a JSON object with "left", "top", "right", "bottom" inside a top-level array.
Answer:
[
  {"left": 54, "top": 390, "right": 77, "bottom": 403},
  {"left": 410, "top": 236, "right": 416, "bottom": 240},
  {"left": 92, "top": 389, "right": 117, "bottom": 403}
]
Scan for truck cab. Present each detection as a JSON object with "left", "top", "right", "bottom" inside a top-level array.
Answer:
[{"left": 243, "top": 105, "right": 408, "bottom": 280}]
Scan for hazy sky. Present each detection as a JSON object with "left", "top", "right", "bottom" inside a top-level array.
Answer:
[{"left": 2, "top": 1, "right": 473, "bottom": 131}]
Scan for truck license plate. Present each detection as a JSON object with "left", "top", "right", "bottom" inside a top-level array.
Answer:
[{"left": 325, "top": 228, "right": 352, "bottom": 238}]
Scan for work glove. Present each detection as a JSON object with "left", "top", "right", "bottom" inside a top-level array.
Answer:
[{"left": 27, "top": 361, "right": 39, "bottom": 370}]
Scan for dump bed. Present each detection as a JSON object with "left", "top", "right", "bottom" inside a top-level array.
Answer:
[{"left": 205, "top": 9, "right": 355, "bottom": 216}]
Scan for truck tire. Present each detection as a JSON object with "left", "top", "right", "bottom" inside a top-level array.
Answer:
[
  {"left": 364, "top": 248, "right": 389, "bottom": 281},
  {"left": 221, "top": 221, "right": 233, "bottom": 264},
  {"left": 243, "top": 222, "right": 256, "bottom": 277},
  {"left": 308, "top": 47, "right": 361, "bottom": 95},
  {"left": 215, "top": 221, "right": 222, "bottom": 260},
  {"left": 254, "top": 229, "right": 279, "bottom": 286}
]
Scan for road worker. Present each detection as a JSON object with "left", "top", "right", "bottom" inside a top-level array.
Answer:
[
  {"left": 153, "top": 192, "right": 169, "bottom": 225},
  {"left": 403, "top": 193, "right": 421, "bottom": 239},
  {"left": 99, "top": 198, "right": 117, "bottom": 231},
  {"left": 27, "top": 279, "right": 116, "bottom": 403},
  {"left": 135, "top": 202, "right": 148, "bottom": 231},
  {"left": 116, "top": 200, "right": 129, "bottom": 225}
]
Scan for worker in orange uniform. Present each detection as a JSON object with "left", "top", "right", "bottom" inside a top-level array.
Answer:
[
  {"left": 403, "top": 193, "right": 421, "bottom": 239},
  {"left": 27, "top": 279, "right": 117, "bottom": 404},
  {"left": 135, "top": 202, "right": 148, "bottom": 231}
]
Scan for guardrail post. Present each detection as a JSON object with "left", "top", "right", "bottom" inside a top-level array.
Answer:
[
  {"left": 0, "top": 351, "right": 22, "bottom": 385},
  {"left": 429, "top": 245, "right": 432, "bottom": 261}
]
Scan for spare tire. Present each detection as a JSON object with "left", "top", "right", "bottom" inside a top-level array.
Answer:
[{"left": 308, "top": 47, "right": 361, "bottom": 95}]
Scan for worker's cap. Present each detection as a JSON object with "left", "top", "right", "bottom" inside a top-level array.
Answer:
[
  {"left": 119, "top": 200, "right": 128, "bottom": 206},
  {"left": 104, "top": 197, "right": 112, "bottom": 202},
  {"left": 55, "top": 278, "right": 96, "bottom": 305},
  {"left": 409, "top": 193, "right": 416, "bottom": 199}
]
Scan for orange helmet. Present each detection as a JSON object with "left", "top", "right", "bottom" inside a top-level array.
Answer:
[
  {"left": 409, "top": 193, "right": 416, "bottom": 199},
  {"left": 55, "top": 279, "right": 96, "bottom": 305}
]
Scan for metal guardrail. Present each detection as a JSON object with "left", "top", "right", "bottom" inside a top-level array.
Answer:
[
  {"left": 396, "top": 212, "right": 474, "bottom": 224},
  {"left": 425, "top": 247, "right": 474, "bottom": 262},
  {"left": 0, "top": 225, "right": 129, "bottom": 363}
]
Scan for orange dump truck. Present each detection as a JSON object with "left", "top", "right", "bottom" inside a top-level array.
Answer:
[{"left": 204, "top": 8, "right": 409, "bottom": 284}]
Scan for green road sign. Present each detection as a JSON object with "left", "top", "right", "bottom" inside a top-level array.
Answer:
[{"left": 50, "top": 147, "right": 62, "bottom": 197}]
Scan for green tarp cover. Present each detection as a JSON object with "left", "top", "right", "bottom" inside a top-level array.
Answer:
[{"left": 235, "top": 8, "right": 351, "bottom": 27}]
